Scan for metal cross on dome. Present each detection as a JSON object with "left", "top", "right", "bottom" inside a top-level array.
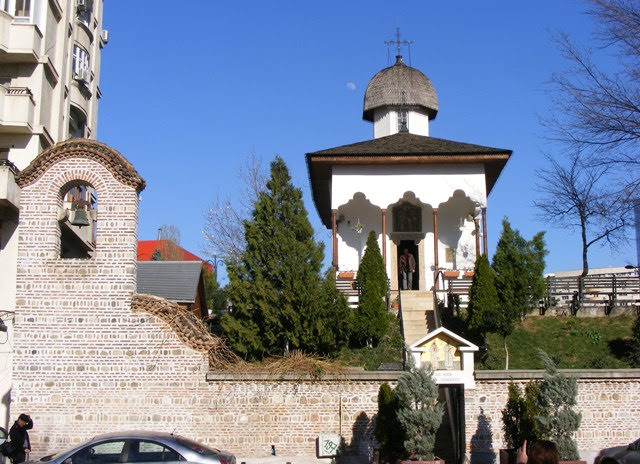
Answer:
[{"left": 385, "top": 27, "right": 412, "bottom": 59}]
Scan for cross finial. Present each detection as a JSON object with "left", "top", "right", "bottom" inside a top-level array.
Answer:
[{"left": 385, "top": 27, "right": 412, "bottom": 62}]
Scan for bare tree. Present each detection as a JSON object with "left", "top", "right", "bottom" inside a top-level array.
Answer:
[
  {"left": 202, "top": 150, "right": 267, "bottom": 265},
  {"left": 154, "top": 224, "right": 183, "bottom": 260},
  {"left": 546, "top": 0, "right": 640, "bottom": 196},
  {"left": 535, "top": 152, "right": 631, "bottom": 308}
]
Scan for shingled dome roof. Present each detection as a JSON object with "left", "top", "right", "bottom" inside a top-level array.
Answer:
[{"left": 363, "top": 55, "right": 438, "bottom": 122}]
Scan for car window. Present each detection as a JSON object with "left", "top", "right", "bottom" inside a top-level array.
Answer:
[
  {"left": 126, "top": 440, "right": 182, "bottom": 463},
  {"left": 70, "top": 440, "right": 126, "bottom": 464}
]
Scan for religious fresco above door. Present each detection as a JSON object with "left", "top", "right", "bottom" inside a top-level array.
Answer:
[{"left": 393, "top": 202, "right": 422, "bottom": 232}]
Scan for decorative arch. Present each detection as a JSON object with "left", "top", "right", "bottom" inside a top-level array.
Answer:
[
  {"left": 437, "top": 189, "right": 479, "bottom": 270},
  {"left": 58, "top": 179, "right": 98, "bottom": 259},
  {"left": 16, "top": 138, "right": 146, "bottom": 193}
]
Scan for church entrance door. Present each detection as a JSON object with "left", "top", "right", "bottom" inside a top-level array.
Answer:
[{"left": 398, "top": 240, "right": 419, "bottom": 290}]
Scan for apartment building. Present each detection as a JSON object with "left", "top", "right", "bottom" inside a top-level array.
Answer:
[{"left": 0, "top": 0, "right": 106, "bottom": 426}]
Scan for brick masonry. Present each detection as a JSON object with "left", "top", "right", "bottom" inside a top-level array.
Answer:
[
  {"left": 466, "top": 372, "right": 640, "bottom": 463},
  {"left": 11, "top": 141, "right": 640, "bottom": 462}
]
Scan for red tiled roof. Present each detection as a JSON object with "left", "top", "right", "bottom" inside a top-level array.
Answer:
[{"left": 137, "top": 240, "right": 212, "bottom": 271}]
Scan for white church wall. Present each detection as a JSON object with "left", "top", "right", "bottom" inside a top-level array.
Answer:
[
  {"left": 373, "top": 109, "right": 393, "bottom": 139},
  {"left": 372, "top": 108, "right": 430, "bottom": 138},
  {"left": 337, "top": 194, "right": 382, "bottom": 272},
  {"left": 331, "top": 164, "right": 487, "bottom": 211},
  {"left": 407, "top": 110, "right": 429, "bottom": 136}
]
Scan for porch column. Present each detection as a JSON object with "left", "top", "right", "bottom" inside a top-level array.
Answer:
[
  {"left": 331, "top": 209, "right": 338, "bottom": 269},
  {"left": 481, "top": 207, "right": 488, "bottom": 256},
  {"left": 433, "top": 208, "right": 439, "bottom": 270},
  {"left": 474, "top": 218, "right": 481, "bottom": 258},
  {"left": 381, "top": 209, "right": 387, "bottom": 267}
]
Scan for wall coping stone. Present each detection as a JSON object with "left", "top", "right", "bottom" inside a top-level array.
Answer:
[
  {"left": 475, "top": 369, "right": 640, "bottom": 380},
  {"left": 206, "top": 370, "right": 404, "bottom": 382},
  {"left": 206, "top": 369, "right": 640, "bottom": 382}
]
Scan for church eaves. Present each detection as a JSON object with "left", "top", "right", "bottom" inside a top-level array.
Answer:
[{"left": 306, "top": 132, "right": 512, "bottom": 228}]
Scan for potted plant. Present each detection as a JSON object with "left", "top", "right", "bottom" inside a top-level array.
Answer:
[
  {"left": 337, "top": 271, "right": 355, "bottom": 279},
  {"left": 395, "top": 366, "right": 444, "bottom": 464},
  {"left": 443, "top": 270, "right": 460, "bottom": 279}
]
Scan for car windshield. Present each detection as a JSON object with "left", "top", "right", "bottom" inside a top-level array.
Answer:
[{"left": 174, "top": 437, "right": 221, "bottom": 456}]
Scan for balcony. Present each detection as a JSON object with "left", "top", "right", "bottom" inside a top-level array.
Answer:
[
  {"left": 0, "top": 11, "right": 42, "bottom": 63},
  {"left": 0, "top": 159, "right": 21, "bottom": 212},
  {"left": 0, "top": 86, "right": 36, "bottom": 133}
]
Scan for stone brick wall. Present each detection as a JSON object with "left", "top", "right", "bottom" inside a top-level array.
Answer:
[
  {"left": 10, "top": 141, "right": 391, "bottom": 459},
  {"left": 11, "top": 142, "right": 640, "bottom": 463},
  {"left": 466, "top": 371, "right": 640, "bottom": 464}
]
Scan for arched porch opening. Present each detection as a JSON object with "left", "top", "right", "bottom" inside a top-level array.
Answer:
[
  {"left": 387, "top": 192, "right": 433, "bottom": 291},
  {"left": 335, "top": 192, "right": 383, "bottom": 272}
]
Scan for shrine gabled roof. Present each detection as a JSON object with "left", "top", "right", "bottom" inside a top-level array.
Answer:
[
  {"left": 305, "top": 132, "right": 512, "bottom": 228},
  {"left": 409, "top": 327, "right": 479, "bottom": 352}
]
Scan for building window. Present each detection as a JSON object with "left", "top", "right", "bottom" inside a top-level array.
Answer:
[
  {"left": 14, "top": 0, "right": 30, "bottom": 17},
  {"left": 77, "top": 0, "right": 93, "bottom": 27},
  {"left": 72, "top": 44, "right": 90, "bottom": 75},
  {"left": 68, "top": 105, "right": 87, "bottom": 138},
  {"left": 397, "top": 110, "right": 408, "bottom": 132}
]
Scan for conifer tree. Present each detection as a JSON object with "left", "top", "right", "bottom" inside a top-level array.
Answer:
[
  {"left": 536, "top": 350, "right": 581, "bottom": 460},
  {"left": 467, "top": 254, "right": 501, "bottom": 345},
  {"left": 395, "top": 366, "right": 444, "bottom": 460},
  {"left": 221, "top": 156, "right": 324, "bottom": 359},
  {"left": 355, "top": 231, "right": 389, "bottom": 346},
  {"left": 311, "top": 269, "right": 353, "bottom": 357},
  {"left": 491, "top": 219, "right": 548, "bottom": 368},
  {"left": 375, "top": 383, "right": 405, "bottom": 463}
]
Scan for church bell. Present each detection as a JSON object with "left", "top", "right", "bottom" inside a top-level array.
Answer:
[{"left": 71, "top": 208, "right": 90, "bottom": 227}]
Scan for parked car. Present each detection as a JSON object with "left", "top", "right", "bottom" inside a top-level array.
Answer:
[
  {"left": 38, "top": 431, "right": 235, "bottom": 464},
  {"left": 595, "top": 438, "right": 640, "bottom": 464}
]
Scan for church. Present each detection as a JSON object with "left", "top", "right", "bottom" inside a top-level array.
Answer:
[{"left": 306, "top": 49, "right": 511, "bottom": 343}]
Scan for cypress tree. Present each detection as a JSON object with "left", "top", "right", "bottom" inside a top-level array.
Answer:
[
  {"left": 492, "top": 219, "right": 547, "bottom": 368},
  {"left": 221, "top": 156, "right": 324, "bottom": 360},
  {"left": 467, "top": 254, "right": 501, "bottom": 343},
  {"left": 355, "top": 231, "right": 389, "bottom": 346}
]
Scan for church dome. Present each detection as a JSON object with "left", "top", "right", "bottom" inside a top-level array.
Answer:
[{"left": 363, "top": 55, "right": 438, "bottom": 122}]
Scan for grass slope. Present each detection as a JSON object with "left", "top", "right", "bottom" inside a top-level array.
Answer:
[
  {"left": 338, "top": 316, "right": 404, "bottom": 370},
  {"left": 480, "top": 316, "right": 635, "bottom": 370}
]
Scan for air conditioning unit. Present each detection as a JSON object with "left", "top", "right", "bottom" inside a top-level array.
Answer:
[
  {"left": 75, "top": 68, "right": 90, "bottom": 84},
  {"left": 100, "top": 29, "right": 109, "bottom": 44},
  {"left": 76, "top": 0, "right": 86, "bottom": 12}
]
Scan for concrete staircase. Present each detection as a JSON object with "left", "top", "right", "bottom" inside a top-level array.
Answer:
[{"left": 399, "top": 290, "right": 436, "bottom": 346}]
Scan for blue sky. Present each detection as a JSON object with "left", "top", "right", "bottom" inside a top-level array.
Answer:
[{"left": 98, "top": 1, "right": 636, "bottom": 280}]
